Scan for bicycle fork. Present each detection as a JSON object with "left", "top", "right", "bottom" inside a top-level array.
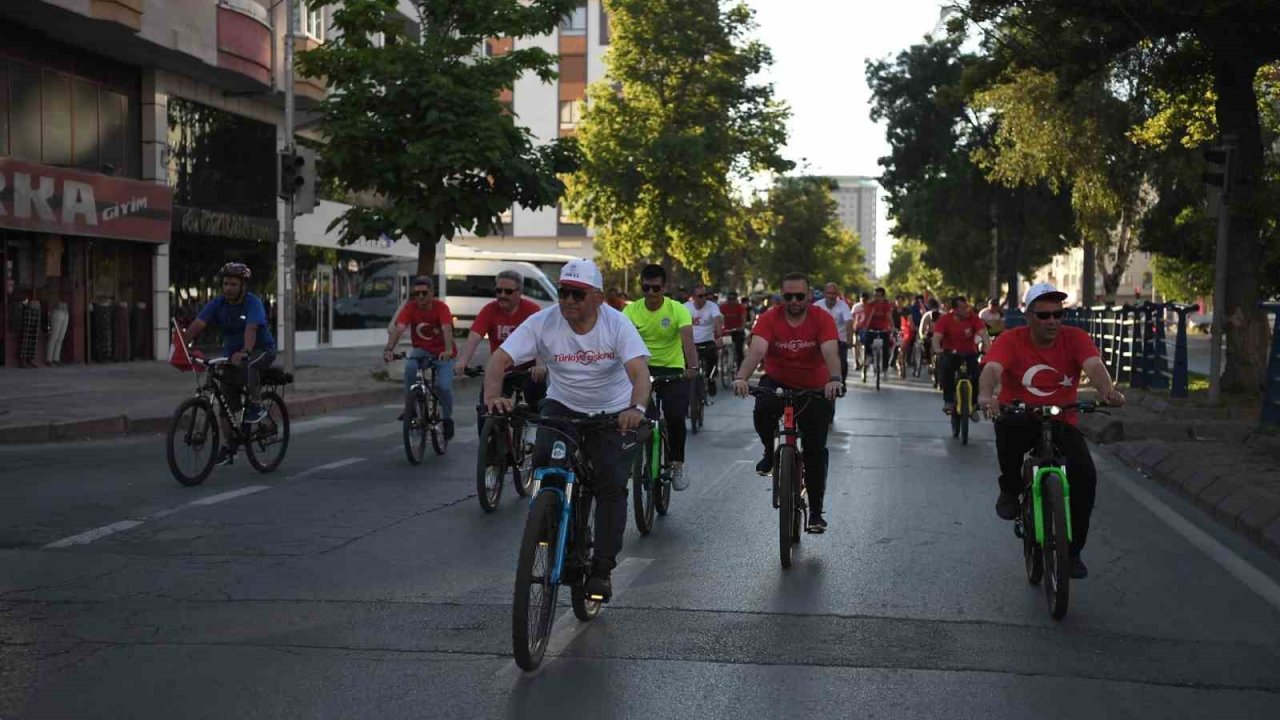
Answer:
[
  {"left": 532, "top": 467, "right": 577, "bottom": 586},
  {"left": 1028, "top": 466, "right": 1074, "bottom": 545}
]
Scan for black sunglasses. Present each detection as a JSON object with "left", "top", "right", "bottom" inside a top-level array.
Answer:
[
  {"left": 641, "top": 283, "right": 664, "bottom": 293},
  {"left": 782, "top": 292, "right": 808, "bottom": 302},
  {"left": 1034, "top": 310, "right": 1066, "bottom": 320},
  {"left": 693, "top": 293, "right": 706, "bottom": 299},
  {"left": 557, "top": 287, "right": 588, "bottom": 301},
  {"left": 412, "top": 290, "right": 431, "bottom": 297},
  {"left": 495, "top": 287, "right": 518, "bottom": 296}
]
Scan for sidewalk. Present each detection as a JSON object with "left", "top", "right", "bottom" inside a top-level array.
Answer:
[
  {"left": 0, "top": 346, "right": 481, "bottom": 444},
  {"left": 1079, "top": 388, "right": 1280, "bottom": 557}
]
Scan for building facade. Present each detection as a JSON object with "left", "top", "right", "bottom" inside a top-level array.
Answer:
[
  {"left": 829, "top": 176, "right": 877, "bottom": 277},
  {"left": 1030, "top": 247, "right": 1156, "bottom": 306}
]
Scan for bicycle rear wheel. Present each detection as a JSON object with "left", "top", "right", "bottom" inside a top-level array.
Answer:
[
  {"left": 476, "top": 418, "right": 507, "bottom": 512},
  {"left": 691, "top": 380, "right": 704, "bottom": 433},
  {"left": 428, "top": 391, "right": 447, "bottom": 455},
  {"left": 570, "top": 493, "right": 602, "bottom": 621},
  {"left": 632, "top": 445, "right": 655, "bottom": 535},
  {"left": 777, "top": 446, "right": 797, "bottom": 569},
  {"left": 1021, "top": 482, "right": 1044, "bottom": 585},
  {"left": 1041, "top": 475, "right": 1072, "bottom": 620},
  {"left": 166, "top": 397, "right": 220, "bottom": 487},
  {"left": 245, "top": 392, "right": 290, "bottom": 473},
  {"left": 874, "top": 348, "right": 882, "bottom": 391},
  {"left": 719, "top": 348, "right": 733, "bottom": 389},
  {"left": 513, "top": 492, "right": 561, "bottom": 670},
  {"left": 403, "top": 389, "right": 428, "bottom": 465}
]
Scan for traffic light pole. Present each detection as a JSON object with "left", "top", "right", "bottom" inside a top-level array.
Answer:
[
  {"left": 280, "top": 0, "right": 297, "bottom": 375},
  {"left": 1207, "top": 137, "right": 1234, "bottom": 404}
]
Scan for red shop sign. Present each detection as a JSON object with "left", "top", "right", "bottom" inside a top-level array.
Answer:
[{"left": 0, "top": 158, "right": 173, "bottom": 243}]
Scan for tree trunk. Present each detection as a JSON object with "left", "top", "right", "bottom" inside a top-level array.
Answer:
[
  {"left": 1081, "top": 242, "right": 1097, "bottom": 307},
  {"left": 416, "top": 236, "right": 439, "bottom": 281},
  {"left": 1210, "top": 40, "right": 1271, "bottom": 393},
  {"left": 1097, "top": 207, "right": 1134, "bottom": 305}
]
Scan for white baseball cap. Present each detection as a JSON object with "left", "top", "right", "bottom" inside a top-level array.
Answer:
[
  {"left": 1023, "top": 282, "right": 1068, "bottom": 308},
  {"left": 557, "top": 258, "right": 603, "bottom": 291}
]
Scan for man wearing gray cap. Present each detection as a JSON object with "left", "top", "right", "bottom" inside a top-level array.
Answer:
[{"left": 978, "top": 283, "right": 1125, "bottom": 579}]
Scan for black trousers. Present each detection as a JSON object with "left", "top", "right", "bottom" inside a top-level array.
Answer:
[
  {"left": 695, "top": 341, "right": 718, "bottom": 396},
  {"left": 939, "top": 352, "right": 980, "bottom": 405},
  {"left": 837, "top": 341, "right": 849, "bottom": 385},
  {"left": 223, "top": 349, "right": 276, "bottom": 409},
  {"left": 752, "top": 376, "right": 834, "bottom": 514},
  {"left": 729, "top": 329, "right": 745, "bottom": 368},
  {"left": 649, "top": 366, "right": 690, "bottom": 462},
  {"left": 475, "top": 371, "right": 546, "bottom": 436},
  {"left": 995, "top": 417, "right": 1098, "bottom": 554},
  {"left": 531, "top": 400, "right": 641, "bottom": 570}
]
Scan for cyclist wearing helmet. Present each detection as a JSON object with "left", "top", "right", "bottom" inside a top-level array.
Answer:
[{"left": 182, "top": 262, "right": 277, "bottom": 439}]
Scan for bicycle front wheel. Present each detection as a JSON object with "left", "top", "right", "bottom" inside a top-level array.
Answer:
[
  {"left": 691, "top": 380, "right": 704, "bottom": 433},
  {"left": 403, "top": 389, "right": 428, "bottom": 465},
  {"left": 513, "top": 492, "right": 561, "bottom": 671},
  {"left": 777, "top": 446, "right": 797, "bottom": 569},
  {"left": 511, "top": 418, "right": 535, "bottom": 497},
  {"left": 719, "top": 349, "right": 733, "bottom": 389},
  {"left": 654, "top": 430, "right": 672, "bottom": 516},
  {"left": 245, "top": 392, "right": 290, "bottom": 473},
  {"left": 476, "top": 418, "right": 507, "bottom": 512},
  {"left": 166, "top": 397, "right": 220, "bottom": 487},
  {"left": 632, "top": 447, "right": 655, "bottom": 535},
  {"left": 428, "top": 391, "right": 447, "bottom": 455},
  {"left": 1041, "top": 475, "right": 1072, "bottom": 620}
]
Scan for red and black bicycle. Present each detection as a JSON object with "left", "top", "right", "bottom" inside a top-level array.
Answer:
[{"left": 749, "top": 384, "right": 829, "bottom": 569}]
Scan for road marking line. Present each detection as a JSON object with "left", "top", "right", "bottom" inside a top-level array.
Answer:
[
  {"left": 1110, "top": 460, "right": 1280, "bottom": 612},
  {"left": 44, "top": 520, "right": 144, "bottom": 549},
  {"left": 287, "top": 457, "right": 366, "bottom": 480},
  {"left": 693, "top": 460, "right": 752, "bottom": 499},
  {"left": 290, "top": 415, "right": 362, "bottom": 435},
  {"left": 332, "top": 424, "right": 401, "bottom": 441},
  {"left": 186, "top": 485, "right": 270, "bottom": 507}
]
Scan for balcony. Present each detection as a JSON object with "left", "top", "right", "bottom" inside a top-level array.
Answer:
[
  {"left": 90, "top": 0, "right": 145, "bottom": 32},
  {"left": 216, "top": 0, "right": 271, "bottom": 87}
]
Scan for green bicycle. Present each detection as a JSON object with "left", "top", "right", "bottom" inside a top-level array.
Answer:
[{"left": 632, "top": 375, "right": 683, "bottom": 535}]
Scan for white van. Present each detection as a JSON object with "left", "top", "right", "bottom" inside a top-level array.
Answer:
[{"left": 444, "top": 258, "right": 558, "bottom": 334}]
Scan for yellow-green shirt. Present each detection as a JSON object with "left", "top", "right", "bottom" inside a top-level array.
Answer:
[{"left": 622, "top": 297, "right": 692, "bottom": 369}]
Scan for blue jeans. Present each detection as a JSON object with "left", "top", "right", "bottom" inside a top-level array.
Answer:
[{"left": 404, "top": 348, "right": 454, "bottom": 419}]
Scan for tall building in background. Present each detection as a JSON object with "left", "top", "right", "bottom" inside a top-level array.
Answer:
[{"left": 829, "top": 176, "right": 878, "bottom": 278}]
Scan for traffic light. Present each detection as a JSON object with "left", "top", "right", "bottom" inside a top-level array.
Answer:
[
  {"left": 1203, "top": 147, "right": 1231, "bottom": 192},
  {"left": 277, "top": 148, "right": 320, "bottom": 215},
  {"left": 278, "top": 151, "right": 304, "bottom": 200}
]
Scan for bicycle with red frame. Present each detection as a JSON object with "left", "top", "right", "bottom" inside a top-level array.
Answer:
[{"left": 748, "top": 383, "right": 828, "bottom": 569}]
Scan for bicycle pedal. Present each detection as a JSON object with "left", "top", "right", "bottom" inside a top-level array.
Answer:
[
  {"left": 1013, "top": 520, "right": 1024, "bottom": 539},
  {"left": 587, "top": 593, "right": 609, "bottom": 603}
]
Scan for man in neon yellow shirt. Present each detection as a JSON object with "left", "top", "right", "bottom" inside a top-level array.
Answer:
[{"left": 622, "top": 264, "right": 700, "bottom": 490}]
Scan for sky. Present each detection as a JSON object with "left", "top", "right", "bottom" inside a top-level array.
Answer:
[{"left": 743, "top": 0, "right": 950, "bottom": 276}]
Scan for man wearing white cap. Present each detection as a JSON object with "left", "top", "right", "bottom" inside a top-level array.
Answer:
[
  {"left": 978, "top": 283, "right": 1125, "bottom": 579},
  {"left": 484, "top": 258, "right": 651, "bottom": 602}
]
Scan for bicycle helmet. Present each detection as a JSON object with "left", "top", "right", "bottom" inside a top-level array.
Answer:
[{"left": 218, "top": 262, "right": 252, "bottom": 280}]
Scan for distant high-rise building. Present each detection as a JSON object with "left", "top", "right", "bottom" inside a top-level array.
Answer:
[{"left": 829, "top": 177, "right": 878, "bottom": 278}]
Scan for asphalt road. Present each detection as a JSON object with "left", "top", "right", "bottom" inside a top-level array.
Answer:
[{"left": 2, "top": 370, "right": 1280, "bottom": 719}]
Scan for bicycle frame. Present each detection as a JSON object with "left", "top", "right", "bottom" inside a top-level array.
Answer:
[
  {"left": 532, "top": 464, "right": 578, "bottom": 585},
  {"left": 1028, "top": 424, "right": 1074, "bottom": 545},
  {"left": 954, "top": 356, "right": 975, "bottom": 414}
]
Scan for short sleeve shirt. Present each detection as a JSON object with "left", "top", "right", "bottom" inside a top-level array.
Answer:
[
  {"left": 983, "top": 326, "right": 1100, "bottom": 424},
  {"left": 863, "top": 300, "right": 895, "bottom": 331},
  {"left": 814, "top": 299, "right": 853, "bottom": 343},
  {"left": 623, "top": 297, "right": 692, "bottom": 369},
  {"left": 684, "top": 300, "right": 723, "bottom": 344},
  {"left": 500, "top": 305, "right": 650, "bottom": 414},
  {"left": 197, "top": 292, "right": 276, "bottom": 354},
  {"left": 720, "top": 301, "right": 748, "bottom": 332},
  {"left": 471, "top": 298, "right": 541, "bottom": 352},
  {"left": 752, "top": 306, "right": 838, "bottom": 389},
  {"left": 933, "top": 311, "right": 987, "bottom": 354},
  {"left": 396, "top": 300, "right": 454, "bottom": 355}
]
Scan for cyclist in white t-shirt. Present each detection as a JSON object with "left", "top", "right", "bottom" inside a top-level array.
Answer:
[
  {"left": 684, "top": 284, "right": 724, "bottom": 398},
  {"left": 815, "top": 282, "right": 855, "bottom": 390},
  {"left": 485, "top": 258, "right": 651, "bottom": 602}
]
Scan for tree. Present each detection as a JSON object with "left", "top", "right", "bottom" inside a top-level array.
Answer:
[
  {"left": 566, "top": 0, "right": 791, "bottom": 277},
  {"left": 296, "top": 0, "right": 581, "bottom": 278},
  {"left": 753, "top": 177, "right": 871, "bottom": 293},
  {"left": 960, "top": 0, "right": 1280, "bottom": 391},
  {"left": 883, "top": 238, "right": 974, "bottom": 301}
]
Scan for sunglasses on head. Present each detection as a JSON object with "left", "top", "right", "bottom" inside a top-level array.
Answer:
[
  {"left": 1034, "top": 310, "right": 1066, "bottom": 320},
  {"left": 558, "top": 287, "right": 588, "bottom": 301},
  {"left": 495, "top": 287, "right": 517, "bottom": 296},
  {"left": 641, "top": 283, "right": 663, "bottom": 293},
  {"left": 782, "top": 292, "right": 808, "bottom": 302}
]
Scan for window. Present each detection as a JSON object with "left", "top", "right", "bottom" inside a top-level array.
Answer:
[
  {"left": 371, "top": 31, "right": 385, "bottom": 48},
  {"left": 558, "top": 99, "right": 583, "bottom": 130},
  {"left": 446, "top": 274, "right": 498, "bottom": 298},
  {"left": 359, "top": 276, "right": 392, "bottom": 299},
  {"left": 558, "top": 203, "right": 581, "bottom": 225},
  {"left": 560, "top": 2, "right": 587, "bottom": 35},
  {"left": 522, "top": 277, "right": 552, "bottom": 301},
  {"left": 296, "top": 2, "right": 325, "bottom": 41}
]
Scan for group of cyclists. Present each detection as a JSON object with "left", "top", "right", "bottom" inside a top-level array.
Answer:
[{"left": 185, "top": 255, "right": 1125, "bottom": 598}]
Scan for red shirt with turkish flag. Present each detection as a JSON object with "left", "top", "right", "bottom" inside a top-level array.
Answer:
[
  {"left": 472, "top": 298, "right": 541, "bottom": 352},
  {"left": 396, "top": 300, "right": 454, "bottom": 355},
  {"left": 752, "top": 306, "right": 838, "bottom": 389},
  {"left": 933, "top": 311, "right": 987, "bottom": 354},
  {"left": 983, "top": 326, "right": 1100, "bottom": 424}
]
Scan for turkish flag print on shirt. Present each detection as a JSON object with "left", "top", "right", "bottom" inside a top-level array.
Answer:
[
  {"left": 396, "top": 300, "right": 453, "bottom": 355},
  {"left": 752, "top": 306, "right": 838, "bottom": 389},
  {"left": 983, "top": 326, "right": 1100, "bottom": 424}
]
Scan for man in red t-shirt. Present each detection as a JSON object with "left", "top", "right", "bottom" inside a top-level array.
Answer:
[
  {"left": 856, "top": 287, "right": 895, "bottom": 373},
  {"left": 455, "top": 269, "right": 547, "bottom": 434},
  {"left": 383, "top": 276, "right": 457, "bottom": 439},
  {"left": 931, "top": 296, "right": 990, "bottom": 415},
  {"left": 979, "top": 283, "right": 1125, "bottom": 579},
  {"left": 719, "top": 290, "right": 749, "bottom": 371},
  {"left": 732, "top": 272, "right": 843, "bottom": 534}
]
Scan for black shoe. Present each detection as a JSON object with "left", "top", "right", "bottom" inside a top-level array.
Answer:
[
  {"left": 214, "top": 446, "right": 235, "bottom": 467},
  {"left": 1070, "top": 553, "right": 1089, "bottom": 579},
  {"left": 806, "top": 511, "right": 827, "bottom": 534},
  {"left": 585, "top": 570, "right": 613, "bottom": 602},
  {"left": 755, "top": 450, "right": 773, "bottom": 476},
  {"left": 996, "top": 491, "right": 1019, "bottom": 520},
  {"left": 443, "top": 418, "right": 455, "bottom": 441}
]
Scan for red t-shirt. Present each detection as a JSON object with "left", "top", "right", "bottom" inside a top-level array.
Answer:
[
  {"left": 471, "top": 298, "right": 540, "bottom": 352},
  {"left": 933, "top": 311, "right": 986, "bottom": 354},
  {"left": 752, "top": 306, "right": 838, "bottom": 389},
  {"left": 396, "top": 300, "right": 454, "bottom": 355},
  {"left": 983, "top": 326, "right": 1100, "bottom": 424},
  {"left": 862, "top": 299, "right": 895, "bottom": 331},
  {"left": 720, "top": 301, "right": 748, "bottom": 332}
]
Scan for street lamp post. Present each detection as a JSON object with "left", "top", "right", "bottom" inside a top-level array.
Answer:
[{"left": 280, "top": 0, "right": 298, "bottom": 375}]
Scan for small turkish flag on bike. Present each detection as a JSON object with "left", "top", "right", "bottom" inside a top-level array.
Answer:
[{"left": 168, "top": 319, "right": 202, "bottom": 372}]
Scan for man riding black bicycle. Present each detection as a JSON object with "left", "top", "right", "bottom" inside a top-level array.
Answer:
[
  {"left": 732, "top": 272, "right": 843, "bottom": 534},
  {"left": 180, "top": 262, "right": 277, "bottom": 463},
  {"left": 455, "top": 269, "right": 546, "bottom": 433},
  {"left": 383, "top": 276, "right": 457, "bottom": 440},
  {"left": 484, "top": 258, "right": 651, "bottom": 602},
  {"left": 857, "top": 287, "right": 895, "bottom": 373},
  {"left": 978, "top": 283, "right": 1126, "bottom": 580},
  {"left": 684, "top": 284, "right": 724, "bottom": 398},
  {"left": 719, "top": 290, "right": 749, "bottom": 372},
  {"left": 932, "top": 295, "right": 990, "bottom": 416}
]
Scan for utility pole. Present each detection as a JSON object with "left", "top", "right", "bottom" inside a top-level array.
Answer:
[
  {"left": 1204, "top": 135, "right": 1235, "bottom": 403},
  {"left": 280, "top": 0, "right": 298, "bottom": 375}
]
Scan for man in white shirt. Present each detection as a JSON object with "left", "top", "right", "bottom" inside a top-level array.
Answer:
[
  {"left": 485, "top": 258, "right": 651, "bottom": 602},
  {"left": 816, "top": 282, "right": 855, "bottom": 390},
  {"left": 684, "top": 284, "right": 724, "bottom": 397}
]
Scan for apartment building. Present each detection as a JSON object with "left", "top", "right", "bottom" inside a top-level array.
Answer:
[
  {"left": 1030, "top": 247, "right": 1156, "bottom": 306},
  {"left": 829, "top": 176, "right": 878, "bottom": 277}
]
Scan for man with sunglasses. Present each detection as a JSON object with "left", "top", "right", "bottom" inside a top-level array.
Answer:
[
  {"left": 384, "top": 277, "right": 457, "bottom": 440},
  {"left": 719, "top": 290, "right": 749, "bottom": 371},
  {"left": 623, "top": 265, "right": 700, "bottom": 490},
  {"left": 684, "top": 285, "right": 725, "bottom": 399},
  {"left": 732, "top": 273, "right": 843, "bottom": 534},
  {"left": 857, "top": 287, "right": 895, "bottom": 373},
  {"left": 978, "top": 283, "right": 1126, "bottom": 579},
  {"left": 455, "top": 270, "right": 546, "bottom": 432},
  {"left": 815, "top": 282, "right": 854, "bottom": 390},
  {"left": 932, "top": 295, "right": 990, "bottom": 416},
  {"left": 485, "top": 258, "right": 650, "bottom": 602}
]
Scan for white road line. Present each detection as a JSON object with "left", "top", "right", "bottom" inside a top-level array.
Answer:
[
  {"left": 44, "top": 520, "right": 144, "bottom": 549},
  {"left": 186, "top": 485, "right": 270, "bottom": 507},
  {"left": 287, "top": 457, "right": 366, "bottom": 480},
  {"left": 1110, "top": 462, "right": 1280, "bottom": 612},
  {"left": 290, "top": 415, "right": 362, "bottom": 435},
  {"left": 693, "top": 460, "right": 752, "bottom": 499}
]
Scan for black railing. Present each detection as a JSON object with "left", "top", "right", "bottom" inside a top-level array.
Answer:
[{"left": 1262, "top": 303, "right": 1280, "bottom": 427}]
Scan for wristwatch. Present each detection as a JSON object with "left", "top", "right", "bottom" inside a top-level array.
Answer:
[{"left": 630, "top": 404, "right": 647, "bottom": 414}]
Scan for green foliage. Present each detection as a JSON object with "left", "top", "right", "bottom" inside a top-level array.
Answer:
[
  {"left": 566, "top": 0, "right": 791, "bottom": 278},
  {"left": 882, "top": 238, "right": 972, "bottom": 301},
  {"left": 750, "top": 177, "right": 871, "bottom": 294},
  {"left": 296, "top": 0, "right": 581, "bottom": 275},
  {"left": 1152, "top": 254, "right": 1214, "bottom": 303}
]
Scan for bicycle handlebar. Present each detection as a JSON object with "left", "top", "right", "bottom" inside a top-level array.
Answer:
[
  {"left": 996, "top": 400, "right": 1108, "bottom": 419},
  {"left": 746, "top": 384, "right": 830, "bottom": 401}
]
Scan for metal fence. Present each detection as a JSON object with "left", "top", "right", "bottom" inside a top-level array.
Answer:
[{"left": 1263, "top": 302, "right": 1280, "bottom": 427}]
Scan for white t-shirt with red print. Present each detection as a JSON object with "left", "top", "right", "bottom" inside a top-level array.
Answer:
[{"left": 500, "top": 305, "right": 650, "bottom": 414}]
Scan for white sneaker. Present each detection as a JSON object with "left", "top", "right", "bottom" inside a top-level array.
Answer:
[{"left": 670, "top": 463, "right": 690, "bottom": 491}]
